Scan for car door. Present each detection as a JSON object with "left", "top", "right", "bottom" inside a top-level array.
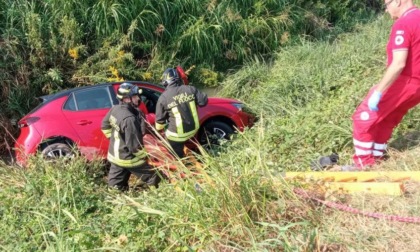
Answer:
[
  {"left": 62, "top": 85, "right": 115, "bottom": 160},
  {"left": 139, "top": 88, "right": 162, "bottom": 126}
]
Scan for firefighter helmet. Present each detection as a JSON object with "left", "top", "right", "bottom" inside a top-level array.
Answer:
[
  {"left": 116, "top": 83, "right": 142, "bottom": 100},
  {"left": 161, "top": 68, "right": 180, "bottom": 88}
]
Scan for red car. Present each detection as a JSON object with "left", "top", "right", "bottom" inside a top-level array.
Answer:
[{"left": 15, "top": 81, "right": 255, "bottom": 166}]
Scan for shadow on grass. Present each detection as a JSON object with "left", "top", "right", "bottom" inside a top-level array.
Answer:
[{"left": 389, "top": 130, "right": 420, "bottom": 151}]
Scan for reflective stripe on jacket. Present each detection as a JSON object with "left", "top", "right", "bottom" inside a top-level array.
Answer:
[
  {"left": 101, "top": 103, "right": 147, "bottom": 168},
  {"left": 155, "top": 84, "right": 208, "bottom": 142}
]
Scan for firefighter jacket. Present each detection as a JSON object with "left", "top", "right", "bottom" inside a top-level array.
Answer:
[
  {"left": 155, "top": 84, "right": 208, "bottom": 142},
  {"left": 101, "top": 103, "right": 147, "bottom": 168}
]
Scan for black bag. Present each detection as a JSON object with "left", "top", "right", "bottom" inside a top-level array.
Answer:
[{"left": 310, "top": 153, "right": 339, "bottom": 171}]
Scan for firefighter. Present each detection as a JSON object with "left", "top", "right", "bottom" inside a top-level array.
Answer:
[
  {"left": 155, "top": 67, "right": 208, "bottom": 158},
  {"left": 351, "top": 0, "right": 420, "bottom": 169},
  {"left": 101, "top": 83, "right": 160, "bottom": 190}
]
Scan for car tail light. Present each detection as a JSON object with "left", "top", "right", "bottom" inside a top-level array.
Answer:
[{"left": 18, "top": 117, "right": 40, "bottom": 128}]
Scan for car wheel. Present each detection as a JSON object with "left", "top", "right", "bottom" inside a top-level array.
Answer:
[
  {"left": 41, "top": 143, "right": 75, "bottom": 160},
  {"left": 199, "top": 121, "right": 234, "bottom": 147}
]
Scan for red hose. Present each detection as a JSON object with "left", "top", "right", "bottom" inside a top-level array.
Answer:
[{"left": 294, "top": 188, "right": 420, "bottom": 224}]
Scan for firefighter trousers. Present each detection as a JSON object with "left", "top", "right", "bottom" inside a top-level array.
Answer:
[{"left": 108, "top": 162, "right": 161, "bottom": 191}]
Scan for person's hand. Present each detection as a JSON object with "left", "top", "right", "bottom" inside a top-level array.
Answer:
[{"left": 368, "top": 90, "right": 382, "bottom": 111}]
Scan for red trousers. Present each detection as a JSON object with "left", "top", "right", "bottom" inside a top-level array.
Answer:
[{"left": 352, "top": 76, "right": 420, "bottom": 168}]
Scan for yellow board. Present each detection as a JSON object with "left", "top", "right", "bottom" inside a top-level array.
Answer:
[
  {"left": 326, "top": 182, "right": 404, "bottom": 196},
  {"left": 285, "top": 171, "right": 420, "bottom": 182}
]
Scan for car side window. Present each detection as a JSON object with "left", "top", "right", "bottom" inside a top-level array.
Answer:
[{"left": 64, "top": 87, "right": 112, "bottom": 111}]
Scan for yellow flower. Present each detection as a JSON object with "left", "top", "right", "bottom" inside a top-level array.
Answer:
[
  {"left": 142, "top": 72, "right": 152, "bottom": 80},
  {"left": 117, "top": 50, "right": 125, "bottom": 58},
  {"left": 68, "top": 48, "right": 79, "bottom": 60},
  {"left": 109, "top": 66, "right": 119, "bottom": 77},
  {"left": 108, "top": 66, "right": 124, "bottom": 82},
  {"left": 107, "top": 77, "right": 125, "bottom": 82}
]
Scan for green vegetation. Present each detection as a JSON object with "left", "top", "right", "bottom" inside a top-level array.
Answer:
[
  {"left": 220, "top": 19, "right": 388, "bottom": 169},
  {"left": 0, "top": 0, "right": 379, "bottom": 113},
  {"left": 0, "top": 0, "right": 380, "bottom": 141},
  {"left": 0, "top": 0, "right": 379, "bottom": 154},
  {"left": 220, "top": 15, "right": 420, "bottom": 169},
  {"left": 3, "top": 0, "right": 420, "bottom": 251}
]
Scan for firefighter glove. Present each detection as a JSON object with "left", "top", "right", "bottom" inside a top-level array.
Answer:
[{"left": 368, "top": 90, "right": 382, "bottom": 111}]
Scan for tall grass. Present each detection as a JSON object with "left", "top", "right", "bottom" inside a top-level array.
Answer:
[
  {"left": 0, "top": 150, "right": 317, "bottom": 250},
  {"left": 219, "top": 15, "right": 408, "bottom": 170},
  {"left": 0, "top": 0, "right": 381, "bottom": 116},
  {"left": 3, "top": 5, "right": 420, "bottom": 250},
  {"left": 0, "top": 0, "right": 381, "bottom": 158},
  {"left": 0, "top": 157, "right": 108, "bottom": 250}
]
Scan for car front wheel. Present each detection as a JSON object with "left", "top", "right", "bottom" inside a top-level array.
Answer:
[
  {"left": 199, "top": 121, "right": 234, "bottom": 147},
  {"left": 41, "top": 143, "right": 75, "bottom": 160}
]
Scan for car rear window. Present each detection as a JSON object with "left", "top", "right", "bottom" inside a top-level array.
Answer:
[{"left": 64, "top": 87, "right": 113, "bottom": 111}]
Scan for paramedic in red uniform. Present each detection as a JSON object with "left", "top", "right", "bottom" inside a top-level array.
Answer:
[{"left": 351, "top": 0, "right": 420, "bottom": 169}]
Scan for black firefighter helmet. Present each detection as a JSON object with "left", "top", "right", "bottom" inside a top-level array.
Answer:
[
  {"left": 161, "top": 65, "right": 189, "bottom": 88},
  {"left": 116, "top": 82, "right": 142, "bottom": 101}
]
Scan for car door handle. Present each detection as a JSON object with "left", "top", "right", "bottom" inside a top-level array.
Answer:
[{"left": 77, "top": 120, "right": 92, "bottom": 125}]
